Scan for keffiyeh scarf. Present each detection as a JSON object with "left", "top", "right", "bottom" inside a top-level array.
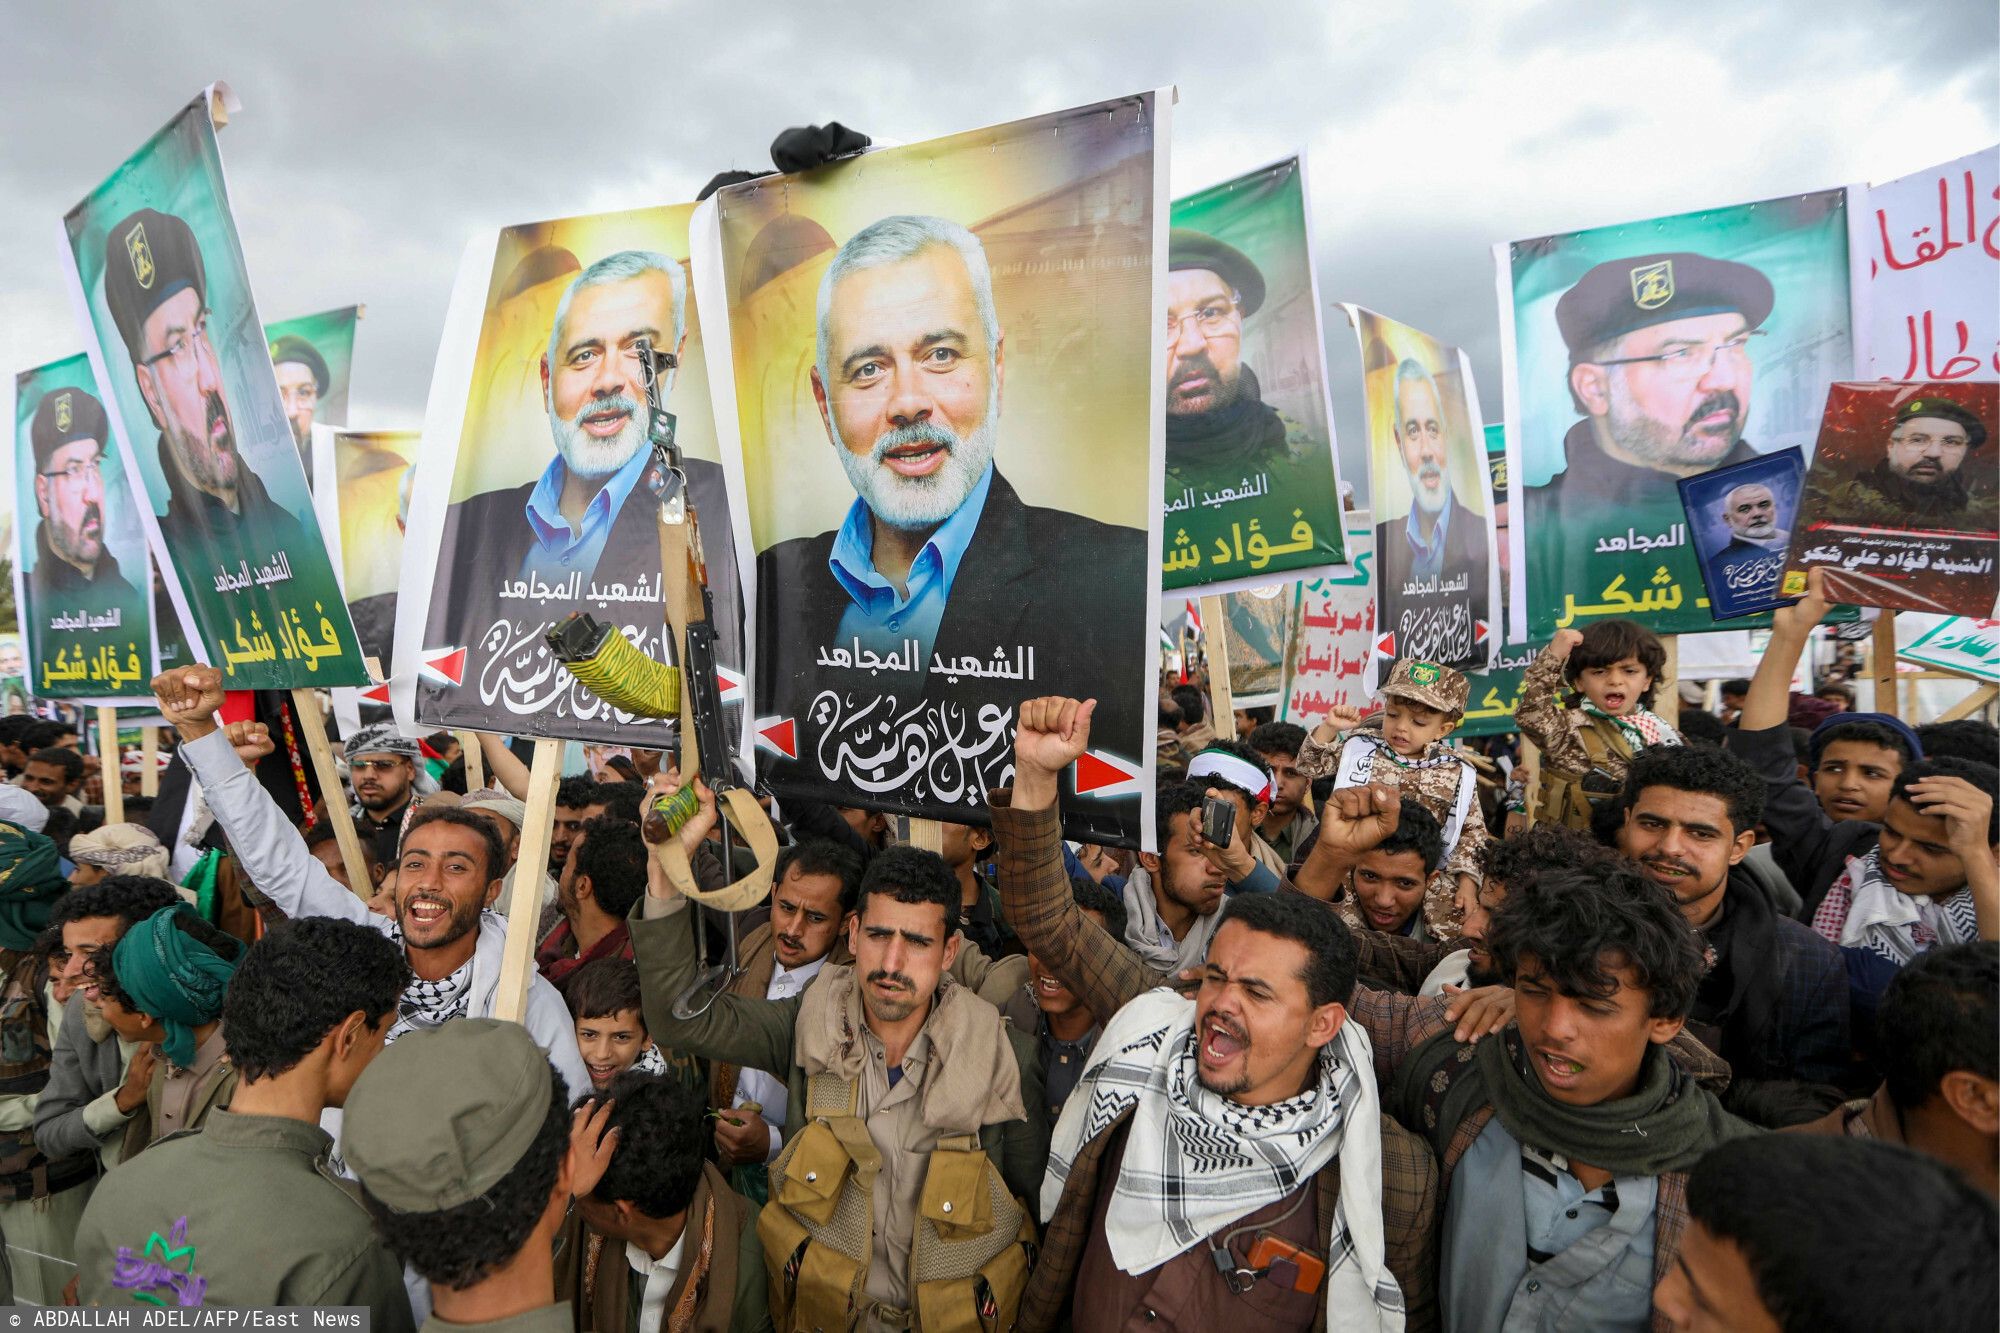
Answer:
[
  {"left": 389, "top": 956, "right": 474, "bottom": 1042},
  {"left": 1042, "top": 988, "right": 1404, "bottom": 1333},
  {"left": 1812, "top": 847, "right": 1978, "bottom": 968},
  {"left": 1579, "top": 700, "right": 1682, "bottom": 750}
]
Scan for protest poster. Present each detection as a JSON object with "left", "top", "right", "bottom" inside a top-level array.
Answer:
[
  {"left": 312, "top": 427, "right": 418, "bottom": 729},
  {"left": 1784, "top": 382, "right": 1998, "bottom": 615},
  {"left": 1899, "top": 616, "right": 2000, "bottom": 683},
  {"left": 695, "top": 92, "right": 1167, "bottom": 844},
  {"left": 1163, "top": 156, "right": 1346, "bottom": 595},
  {"left": 1348, "top": 305, "right": 1497, "bottom": 678},
  {"left": 0, "top": 635, "right": 24, "bottom": 715},
  {"left": 393, "top": 202, "right": 745, "bottom": 743},
  {"left": 1458, "top": 425, "right": 1548, "bottom": 738},
  {"left": 265, "top": 304, "right": 360, "bottom": 477},
  {"left": 1677, "top": 448, "right": 1806, "bottom": 620},
  {"left": 1861, "top": 147, "right": 2000, "bottom": 382},
  {"left": 1280, "top": 523, "right": 1376, "bottom": 726},
  {"left": 58, "top": 87, "right": 365, "bottom": 691},
  {"left": 1498, "top": 186, "right": 1861, "bottom": 639},
  {"left": 1221, "top": 584, "right": 1294, "bottom": 708},
  {"left": 11, "top": 355, "right": 154, "bottom": 700}
]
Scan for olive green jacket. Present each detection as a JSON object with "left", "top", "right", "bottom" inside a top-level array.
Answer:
[{"left": 72, "top": 1109, "right": 413, "bottom": 1326}]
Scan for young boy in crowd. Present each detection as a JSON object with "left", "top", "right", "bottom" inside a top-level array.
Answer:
[
  {"left": 566, "top": 957, "right": 691, "bottom": 1096},
  {"left": 1298, "top": 657, "right": 1485, "bottom": 939},
  {"left": 1519, "top": 617, "right": 1681, "bottom": 831}
]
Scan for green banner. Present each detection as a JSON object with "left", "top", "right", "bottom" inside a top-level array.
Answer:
[
  {"left": 60, "top": 91, "right": 364, "bottom": 690},
  {"left": 1165, "top": 157, "right": 1346, "bottom": 593},
  {"left": 12, "top": 354, "right": 155, "bottom": 699}
]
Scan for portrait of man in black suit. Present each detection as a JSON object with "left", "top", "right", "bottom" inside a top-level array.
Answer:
[
  {"left": 755, "top": 214, "right": 1149, "bottom": 801},
  {"left": 1372, "top": 357, "right": 1491, "bottom": 666},
  {"left": 422, "top": 249, "right": 742, "bottom": 733}
]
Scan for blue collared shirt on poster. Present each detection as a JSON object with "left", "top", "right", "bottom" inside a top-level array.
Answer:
[
  {"left": 518, "top": 446, "right": 653, "bottom": 586},
  {"left": 1404, "top": 489, "right": 1455, "bottom": 586},
  {"left": 829, "top": 463, "right": 994, "bottom": 665}
]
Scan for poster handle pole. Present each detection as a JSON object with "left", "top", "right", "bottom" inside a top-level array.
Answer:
[
  {"left": 461, "top": 731, "right": 485, "bottom": 792},
  {"left": 1871, "top": 613, "right": 1899, "bottom": 719},
  {"left": 494, "top": 739, "right": 563, "bottom": 1024},
  {"left": 1199, "top": 594, "right": 1236, "bottom": 739},
  {"left": 139, "top": 725, "right": 159, "bottom": 798},
  {"left": 1656, "top": 635, "right": 1681, "bottom": 728},
  {"left": 901, "top": 816, "right": 944, "bottom": 854},
  {"left": 289, "top": 688, "right": 372, "bottom": 900},
  {"left": 95, "top": 707, "right": 124, "bottom": 826}
]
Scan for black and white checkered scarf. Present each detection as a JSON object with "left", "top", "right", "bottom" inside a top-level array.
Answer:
[
  {"left": 1041, "top": 988, "right": 1403, "bottom": 1331},
  {"left": 388, "top": 955, "right": 474, "bottom": 1042}
]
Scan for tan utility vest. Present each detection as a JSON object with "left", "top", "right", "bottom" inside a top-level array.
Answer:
[
  {"left": 1532, "top": 713, "right": 1634, "bottom": 832},
  {"left": 758, "top": 1070, "right": 1035, "bottom": 1333}
]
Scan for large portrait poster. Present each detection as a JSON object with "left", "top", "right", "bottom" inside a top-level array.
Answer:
[
  {"left": 697, "top": 92, "right": 1167, "bottom": 844},
  {"left": 11, "top": 355, "right": 155, "bottom": 700},
  {"left": 1862, "top": 147, "right": 1999, "bottom": 382},
  {"left": 313, "top": 428, "right": 417, "bottom": 729},
  {"left": 1498, "top": 188, "right": 1859, "bottom": 640},
  {"left": 395, "top": 203, "right": 745, "bottom": 743},
  {"left": 1163, "top": 156, "right": 1346, "bottom": 595},
  {"left": 58, "top": 89, "right": 365, "bottom": 690},
  {"left": 1784, "top": 381, "right": 1998, "bottom": 614},
  {"left": 1280, "top": 522, "right": 1376, "bottom": 725},
  {"left": 1349, "top": 306, "right": 1497, "bottom": 677},
  {"left": 266, "top": 304, "right": 360, "bottom": 476}
]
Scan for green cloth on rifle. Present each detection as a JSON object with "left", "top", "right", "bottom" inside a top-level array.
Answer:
[
  {"left": 112, "top": 903, "right": 240, "bottom": 1069},
  {"left": 0, "top": 821, "right": 70, "bottom": 951}
]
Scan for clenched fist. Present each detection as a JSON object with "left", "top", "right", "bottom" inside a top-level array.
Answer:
[{"left": 152, "top": 666, "right": 227, "bottom": 741}]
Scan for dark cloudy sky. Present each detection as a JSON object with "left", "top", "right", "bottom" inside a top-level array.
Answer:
[{"left": 3, "top": 0, "right": 1994, "bottom": 501}]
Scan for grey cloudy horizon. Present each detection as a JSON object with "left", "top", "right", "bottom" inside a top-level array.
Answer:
[{"left": 2, "top": 0, "right": 1994, "bottom": 503}]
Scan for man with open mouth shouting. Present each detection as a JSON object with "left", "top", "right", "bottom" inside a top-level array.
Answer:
[{"left": 149, "top": 664, "right": 588, "bottom": 1109}]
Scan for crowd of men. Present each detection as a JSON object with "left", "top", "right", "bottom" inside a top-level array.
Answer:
[{"left": 0, "top": 627, "right": 1988, "bottom": 1333}]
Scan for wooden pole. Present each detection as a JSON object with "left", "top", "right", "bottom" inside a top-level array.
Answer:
[
  {"left": 1654, "top": 636, "right": 1681, "bottom": 728},
  {"left": 1938, "top": 681, "right": 1999, "bottom": 723},
  {"left": 494, "top": 739, "right": 563, "bottom": 1024},
  {"left": 95, "top": 707, "right": 123, "bottom": 826},
  {"left": 461, "top": 730, "right": 485, "bottom": 791},
  {"left": 902, "top": 816, "right": 944, "bottom": 854},
  {"left": 1199, "top": 593, "right": 1235, "bottom": 737},
  {"left": 139, "top": 726, "right": 159, "bottom": 797},
  {"left": 1872, "top": 613, "right": 1899, "bottom": 719},
  {"left": 289, "top": 687, "right": 373, "bottom": 899}
]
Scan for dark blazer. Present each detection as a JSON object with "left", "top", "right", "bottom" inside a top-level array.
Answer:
[
  {"left": 419, "top": 455, "right": 743, "bottom": 733},
  {"left": 755, "top": 471, "right": 1147, "bottom": 837},
  {"left": 1373, "top": 499, "right": 1492, "bottom": 605}
]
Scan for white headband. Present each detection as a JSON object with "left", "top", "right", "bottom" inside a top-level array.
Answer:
[{"left": 1186, "top": 750, "right": 1273, "bottom": 804}]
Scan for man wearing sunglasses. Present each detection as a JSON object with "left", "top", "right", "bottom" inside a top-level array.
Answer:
[
  {"left": 27, "top": 386, "right": 144, "bottom": 634},
  {"left": 1526, "top": 250, "right": 1773, "bottom": 532},
  {"left": 102, "top": 208, "right": 312, "bottom": 585}
]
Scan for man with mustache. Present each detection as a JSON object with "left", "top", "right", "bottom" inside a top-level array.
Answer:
[
  {"left": 1525, "top": 251, "right": 1773, "bottom": 566},
  {"left": 1607, "top": 744, "right": 1850, "bottom": 1110},
  {"left": 103, "top": 210, "right": 313, "bottom": 591},
  {"left": 632, "top": 802, "right": 1045, "bottom": 1333},
  {"left": 427, "top": 250, "right": 742, "bottom": 718},
  {"left": 1373, "top": 358, "right": 1491, "bottom": 614},
  {"left": 149, "top": 665, "right": 588, "bottom": 1121},
  {"left": 756, "top": 215, "right": 1147, "bottom": 771},
  {"left": 269, "top": 333, "right": 329, "bottom": 469},
  {"left": 1806, "top": 395, "right": 1995, "bottom": 531},
  {"left": 25, "top": 387, "right": 144, "bottom": 640}
]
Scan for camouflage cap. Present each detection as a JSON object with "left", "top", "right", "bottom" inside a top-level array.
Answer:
[
  {"left": 341, "top": 1019, "right": 555, "bottom": 1213},
  {"left": 1379, "top": 659, "right": 1469, "bottom": 716}
]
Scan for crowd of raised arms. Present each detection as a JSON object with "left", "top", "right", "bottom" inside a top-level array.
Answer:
[{"left": 0, "top": 564, "right": 1990, "bottom": 1333}]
